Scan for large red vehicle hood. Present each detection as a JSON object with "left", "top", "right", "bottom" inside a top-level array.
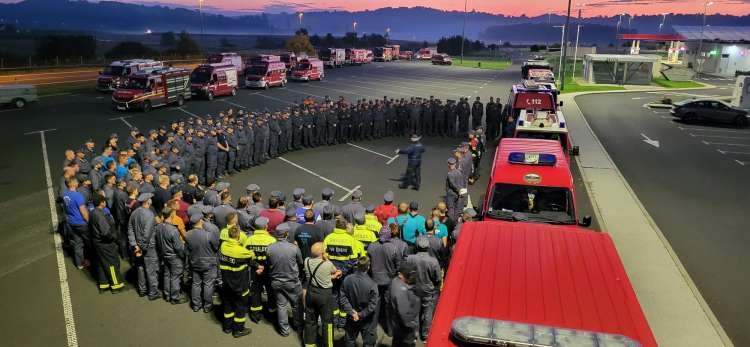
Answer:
[{"left": 112, "top": 89, "right": 142, "bottom": 101}]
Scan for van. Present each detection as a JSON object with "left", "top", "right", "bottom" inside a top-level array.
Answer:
[{"left": 0, "top": 84, "right": 38, "bottom": 109}]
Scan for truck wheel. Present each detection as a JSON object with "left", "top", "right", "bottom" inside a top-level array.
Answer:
[
  {"left": 231, "top": 88, "right": 237, "bottom": 96},
  {"left": 12, "top": 98, "right": 26, "bottom": 109},
  {"left": 264, "top": 83, "right": 269, "bottom": 90},
  {"left": 207, "top": 92, "right": 214, "bottom": 101},
  {"left": 735, "top": 115, "right": 749, "bottom": 128},
  {"left": 319, "top": 74, "right": 325, "bottom": 81},
  {"left": 281, "top": 79, "right": 287, "bottom": 87},
  {"left": 142, "top": 100, "right": 151, "bottom": 113},
  {"left": 176, "top": 95, "right": 185, "bottom": 106}
]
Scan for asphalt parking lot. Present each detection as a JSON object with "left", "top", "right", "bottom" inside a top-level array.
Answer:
[
  {"left": 2, "top": 60, "right": 612, "bottom": 347},
  {"left": 576, "top": 88, "right": 750, "bottom": 346}
]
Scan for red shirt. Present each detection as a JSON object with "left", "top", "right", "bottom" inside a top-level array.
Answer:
[
  {"left": 374, "top": 203, "right": 398, "bottom": 226},
  {"left": 260, "top": 208, "right": 285, "bottom": 231}
]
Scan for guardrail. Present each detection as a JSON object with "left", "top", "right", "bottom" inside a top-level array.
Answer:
[{"left": 0, "top": 57, "right": 205, "bottom": 73}]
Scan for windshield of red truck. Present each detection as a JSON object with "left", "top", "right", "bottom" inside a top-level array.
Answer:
[
  {"left": 486, "top": 183, "right": 575, "bottom": 224},
  {"left": 207, "top": 56, "right": 224, "bottom": 64},
  {"left": 190, "top": 70, "right": 212, "bottom": 83},
  {"left": 102, "top": 66, "right": 125, "bottom": 76},
  {"left": 245, "top": 66, "right": 267, "bottom": 76},
  {"left": 516, "top": 131, "right": 568, "bottom": 151},
  {"left": 297, "top": 63, "right": 311, "bottom": 70},
  {"left": 281, "top": 55, "right": 292, "bottom": 63},
  {"left": 513, "top": 93, "right": 554, "bottom": 110},
  {"left": 123, "top": 77, "right": 147, "bottom": 90}
]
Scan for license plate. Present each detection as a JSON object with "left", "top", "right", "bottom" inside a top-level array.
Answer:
[{"left": 116, "top": 106, "right": 126, "bottom": 110}]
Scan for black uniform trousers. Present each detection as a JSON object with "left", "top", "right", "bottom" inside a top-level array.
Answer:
[
  {"left": 345, "top": 311, "right": 378, "bottom": 347},
  {"left": 222, "top": 268, "right": 250, "bottom": 333},
  {"left": 304, "top": 286, "right": 333, "bottom": 347},
  {"left": 399, "top": 163, "right": 421, "bottom": 189},
  {"left": 250, "top": 271, "right": 274, "bottom": 320},
  {"left": 378, "top": 284, "right": 393, "bottom": 336},
  {"left": 93, "top": 241, "right": 124, "bottom": 291}
]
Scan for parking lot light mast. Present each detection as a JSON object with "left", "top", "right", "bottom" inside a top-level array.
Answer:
[
  {"left": 353, "top": 21, "right": 357, "bottom": 33},
  {"left": 698, "top": 1, "right": 714, "bottom": 73},
  {"left": 198, "top": 0, "right": 205, "bottom": 35},
  {"left": 460, "top": 0, "right": 468, "bottom": 64},
  {"left": 555, "top": 25, "right": 565, "bottom": 77},
  {"left": 659, "top": 13, "right": 667, "bottom": 33},
  {"left": 560, "top": 0, "right": 573, "bottom": 91},
  {"left": 386, "top": 27, "right": 391, "bottom": 44},
  {"left": 572, "top": 5, "right": 585, "bottom": 80},
  {"left": 298, "top": 12, "right": 303, "bottom": 28}
]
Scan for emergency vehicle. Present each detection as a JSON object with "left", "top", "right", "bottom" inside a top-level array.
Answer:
[
  {"left": 429, "top": 222, "right": 657, "bottom": 347},
  {"left": 385, "top": 44, "right": 400, "bottom": 60},
  {"left": 249, "top": 54, "right": 281, "bottom": 65},
  {"left": 207, "top": 52, "right": 243, "bottom": 75},
  {"left": 319, "top": 48, "right": 346, "bottom": 68},
  {"left": 373, "top": 47, "right": 393, "bottom": 62},
  {"left": 281, "top": 52, "right": 303, "bottom": 71},
  {"left": 416, "top": 47, "right": 437, "bottom": 60},
  {"left": 399, "top": 50, "right": 414, "bottom": 60},
  {"left": 481, "top": 138, "right": 590, "bottom": 227},
  {"left": 112, "top": 67, "right": 191, "bottom": 112},
  {"left": 244, "top": 60, "right": 287, "bottom": 89},
  {"left": 97, "top": 59, "right": 164, "bottom": 92},
  {"left": 291, "top": 58, "right": 324, "bottom": 81},
  {"left": 505, "top": 81, "right": 562, "bottom": 122},
  {"left": 514, "top": 109, "right": 578, "bottom": 158},
  {"left": 190, "top": 64, "right": 238, "bottom": 100},
  {"left": 364, "top": 50, "right": 374, "bottom": 63},
  {"left": 522, "top": 60, "right": 553, "bottom": 79},
  {"left": 431, "top": 53, "right": 453, "bottom": 65},
  {"left": 346, "top": 48, "right": 368, "bottom": 65}
]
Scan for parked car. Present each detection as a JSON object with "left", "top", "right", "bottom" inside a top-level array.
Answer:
[
  {"left": 0, "top": 84, "right": 37, "bottom": 109},
  {"left": 431, "top": 53, "right": 452, "bottom": 65},
  {"left": 671, "top": 99, "right": 749, "bottom": 127}
]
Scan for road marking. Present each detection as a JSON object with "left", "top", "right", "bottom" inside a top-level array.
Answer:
[
  {"left": 701, "top": 140, "right": 710, "bottom": 145},
  {"left": 678, "top": 126, "right": 748, "bottom": 133},
  {"left": 278, "top": 156, "right": 361, "bottom": 202},
  {"left": 38, "top": 92, "right": 73, "bottom": 98},
  {"left": 386, "top": 155, "right": 399, "bottom": 165},
  {"left": 346, "top": 142, "right": 392, "bottom": 160},
  {"left": 254, "top": 93, "right": 295, "bottom": 105},
  {"left": 735, "top": 160, "right": 745, "bottom": 166},
  {"left": 641, "top": 133, "right": 660, "bottom": 148},
  {"left": 108, "top": 116, "right": 133, "bottom": 129},
  {"left": 176, "top": 107, "right": 202, "bottom": 119},
  {"left": 703, "top": 141, "right": 750, "bottom": 147},
  {"left": 717, "top": 149, "right": 750, "bottom": 155},
  {"left": 632, "top": 97, "right": 650, "bottom": 100},
  {"left": 0, "top": 108, "right": 22, "bottom": 113},
  {"left": 33, "top": 78, "right": 96, "bottom": 86},
  {"left": 689, "top": 133, "right": 750, "bottom": 139},
  {"left": 219, "top": 99, "right": 246, "bottom": 109},
  {"left": 25, "top": 129, "right": 79, "bottom": 347}
]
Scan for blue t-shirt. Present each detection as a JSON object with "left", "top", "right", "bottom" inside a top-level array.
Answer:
[
  {"left": 386, "top": 215, "right": 408, "bottom": 227},
  {"left": 63, "top": 190, "right": 87, "bottom": 226},
  {"left": 401, "top": 213, "right": 426, "bottom": 244},
  {"left": 435, "top": 222, "right": 448, "bottom": 239}
]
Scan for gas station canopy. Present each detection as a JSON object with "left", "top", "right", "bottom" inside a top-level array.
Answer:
[{"left": 617, "top": 34, "right": 685, "bottom": 42}]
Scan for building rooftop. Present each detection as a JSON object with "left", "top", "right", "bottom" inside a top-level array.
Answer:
[{"left": 673, "top": 25, "right": 750, "bottom": 42}]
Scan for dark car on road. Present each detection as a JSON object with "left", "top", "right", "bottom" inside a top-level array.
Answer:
[{"left": 671, "top": 99, "right": 749, "bottom": 127}]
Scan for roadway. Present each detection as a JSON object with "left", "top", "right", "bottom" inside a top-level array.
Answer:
[
  {"left": 576, "top": 87, "right": 750, "bottom": 346},
  {"left": 2, "top": 61, "right": 609, "bottom": 347}
]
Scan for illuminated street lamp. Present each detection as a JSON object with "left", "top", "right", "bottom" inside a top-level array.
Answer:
[
  {"left": 386, "top": 27, "right": 391, "bottom": 44},
  {"left": 353, "top": 21, "right": 357, "bottom": 33},
  {"left": 658, "top": 13, "right": 668, "bottom": 33},
  {"left": 298, "top": 12, "right": 303, "bottom": 27},
  {"left": 198, "top": 0, "right": 205, "bottom": 35},
  {"left": 145, "top": 29, "right": 152, "bottom": 35},
  {"left": 697, "top": 1, "right": 714, "bottom": 73}
]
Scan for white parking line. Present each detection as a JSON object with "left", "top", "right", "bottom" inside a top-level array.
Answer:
[
  {"left": 220, "top": 99, "right": 246, "bottom": 109},
  {"left": 735, "top": 160, "right": 746, "bottom": 166},
  {"left": 386, "top": 155, "right": 399, "bottom": 165},
  {"left": 108, "top": 116, "right": 133, "bottom": 129},
  {"left": 278, "top": 156, "right": 361, "bottom": 202},
  {"left": 176, "top": 107, "right": 202, "bottom": 119},
  {"left": 25, "top": 129, "right": 79, "bottom": 347},
  {"left": 346, "top": 142, "right": 401, "bottom": 164},
  {"left": 0, "top": 108, "right": 22, "bottom": 113},
  {"left": 689, "top": 133, "right": 750, "bottom": 140},
  {"left": 717, "top": 149, "right": 750, "bottom": 155},
  {"left": 38, "top": 92, "right": 74, "bottom": 98},
  {"left": 679, "top": 126, "right": 748, "bottom": 133},
  {"left": 705, "top": 142, "right": 750, "bottom": 147},
  {"left": 254, "top": 93, "right": 295, "bottom": 105}
]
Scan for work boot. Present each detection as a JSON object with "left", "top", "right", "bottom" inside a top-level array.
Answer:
[
  {"left": 222, "top": 319, "right": 232, "bottom": 334},
  {"left": 233, "top": 327, "right": 252, "bottom": 338},
  {"left": 171, "top": 296, "right": 189, "bottom": 305}
]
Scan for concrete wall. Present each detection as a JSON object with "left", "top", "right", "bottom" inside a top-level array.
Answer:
[{"left": 684, "top": 41, "right": 750, "bottom": 76}]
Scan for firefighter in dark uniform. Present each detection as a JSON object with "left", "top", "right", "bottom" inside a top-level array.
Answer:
[
  {"left": 373, "top": 103, "right": 385, "bottom": 139},
  {"left": 205, "top": 129, "right": 219, "bottom": 184},
  {"left": 259, "top": 115, "right": 271, "bottom": 162},
  {"left": 292, "top": 109, "right": 304, "bottom": 150},
  {"left": 226, "top": 126, "right": 239, "bottom": 174},
  {"left": 128, "top": 192, "right": 159, "bottom": 299},
  {"left": 367, "top": 226, "right": 402, "bottom": 336},
  {"left": 408, "top": 99, "right": 421, "bottom": 135},
  {"left": 396, "top": 135, "right": 426, "bottom": 190},
  {"left": 445, "top": 100, "right": 457, "bottom": 137},
  {"left": 185, "top": 213, "right": 220, "bottom": 312},
  {"left": 327, "top": 105, "right": 339, "bottom": 145},
  {"left": 323, "top": 216, "right": 362, "bottom": 329},
  {"left": 457, "top": 97, "right": 471, "bottom": 137},
  {"left": 389, "top": 262, "right": 420, "bottom": 347},
  {"left": 194, "top": 129, "right": 207, "bottom": 184},
  {"left": 434, "top": 99, "right": 446, "bottom": 137},
  {"left": 244, "top": 120, "right": 256, "bottom": 167},
  {"left": 281, "top": 111, "right": 293, "bottom": 154},
  {"left": 268, "top": 113, "right": 281, "bottom": 158},
  {"left": 422, "top": 97, "right": 434, "bottom": 136},
  {"left": 302, "top": 109, "right": 314, "bottom": 148},
  {"left": 156, "top": 207, "right": 188, "bottom": 304},
  {"left": 216, "top": 128, "right": 230, "bottom": 177},
  {"left": 407, "top": 237, "right": 442, "bottom": 341},
  {"left": 315, "top": 106, "right": 328, "bottom": 146},
  {"left": 266, "top": 223, "right": 305, "bottom": 336},
  {"left": 219, "top": 224, "right": 259, "bottom": 338},
  {"left": 445, "top": 157, "right": 467, "bottom": 223},
  {"left": 471, "top": 96, "right": 484, "bottom": 130},
  {"left": 90, "top": 191, "right": 126, "bottom": 293},
  {"left": 247, "top": 216, "right": 277, "bottom": 322},
  {"left": 340, "top": 256, "right": 380, "bottom": 347},
  {"left": 235, "top": 122, "right": 247, "bottom": 171}
]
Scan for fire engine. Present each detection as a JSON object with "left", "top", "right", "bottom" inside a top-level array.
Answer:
[
  {"left": 190, "top": 64, "right": 238, "bottom": 100},
  {"left": 207, "top": 52, "right": 243, "bottom": 75},
  {"left": 249, "top": 54, "right": 281, "bottom": 65},
  {"left": 364, "top": 49, "right": 374, "bottom": 63},
  {"left": 514, "top": 109, "right": 578, "bottom": 158},
  {"left": 416, "top": 47, "right": 437, "bottom": 60},
  {"left": 346, "top": 48, "right": 368, "bottom": 65},
  {"left": 522, "top": 60, "right": 553, "bottom": 79},
  {"left": 112, "top": 67, "right": 191, "bottom": 112},
  {"left": 319, "top": 48, "right": 346, "bottom": 68},
  {"left": 505, "top": 81, "right": 562, "bottom": 122},
  {"left": 291, "top": 58, "right": 325, "bottom": 81},
  {"left": 429, "top": 222, "right": 657, "bottom": 347},
  {"left": 399, "top": 50, "right": 414, "bottom": 60},
  {"left": 97, "top": 59, "right": 164, "bottom": 92},
  {"left": 281, "top": 52, "right": 306, "bottom": 72},
  {"left": 245, "top": 60, "right": 287, "bottom": 89},
  {"left": 385, "top": 44, "right": 400, "bottom": 60},
  {"left": 373, "top": 47, "right": 393, "bottom": 62},
  {"left": 481, "top": 138, "right": 590, "bottom": 227}
]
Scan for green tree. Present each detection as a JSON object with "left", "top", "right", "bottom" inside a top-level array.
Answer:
[
  {"left": 220, "top": 37, "right": 236, "bottom": 48},
  {"left": 285, "top": 33, "right": 315, "bottom": 55},
  {"left": 160, "top": 31, "right": 176, "bottom": 47},
  {"left": 309, "top": 34, "right": 322, "bottom": 47},
  {"left": 323, "top": 33, "right": 336, "bottom": 47},
  {"left": 174, "top": 31, "right": 201, "bottom": 57},
  {"left": 106, "top": 41, "right": 158, "bottom": 59},
  {"left": 343, "top": 32, "right": 357, "bottom": 48},
  {"left": 35, "top": 35, "right": 96, "bottom": 60}
]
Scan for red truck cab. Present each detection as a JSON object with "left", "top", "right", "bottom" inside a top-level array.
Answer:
[
  {"left": 429, "top": 222, "right": 657, "bottom": 347},
  {"left": 112, "top": 68, "right": 191, "bottom": 112},
  {"left": 190, "top": 64, "right": 238, "bottom": 100},
  {"left": 373, "top": 47, "right": 393, "bottom": 62},
  {"left": 97, "top": 59, "right": 163, "bottom": 92},
  {"left": 346, "top": 48, "right": 368, "bottom": 65},
  {"left": 207, "top": 52, "right": 243, "bottom": 75},
  {"left": 291, "top": 58, "right": 324, "bottom": 81},
  {"left": 244, "top": 61, "right": 287, "bottom": 89},
  {"left": 482, "top": 138, "right": 589, "bottom": 227},
  {"left": 505, "top": 81, "right": 562, "bottom": 121}
]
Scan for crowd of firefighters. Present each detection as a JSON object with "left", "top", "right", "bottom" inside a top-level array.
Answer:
[{"left": 57, "top": 94, "right": 503, "bottom": 346}]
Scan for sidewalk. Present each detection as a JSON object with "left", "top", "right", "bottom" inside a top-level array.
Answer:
[{"left": 560, "top": 91, "right": 732, "bottom": 347}]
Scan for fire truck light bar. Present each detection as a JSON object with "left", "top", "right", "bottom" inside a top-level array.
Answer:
[
  {"left": 450, "top": 316, "right": 642, "bottom": 347},
  {"left": 508, "top": 152, "right": 557, "bottom": 166}
]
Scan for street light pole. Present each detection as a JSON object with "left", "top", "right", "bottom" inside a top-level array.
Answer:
[
  {"left": 555, "top": 25, "right": 565, "bottom": 77},
  {"left": 572, "top": 6, "right": 583, "bottom": 80},
  {"left": 560, "top": 0, "right": 572, "bottom": 91},
  {"left": 698, "top": 1, "right": 714, "bottom": 73},
  {"left": 659, "top": 13, "right": 667, "bottom": 33},
  {"left": 386, "top": 27, "right": 391, "bottom": 44},
  {"left": 298, "top": 12, "right": 303, "bottom": 28},
  {"left": 198, "top": 0, "right": 205, "bottom": 35},
  {"left": 460, "top": 0, "right": 468, "bottom": 64}
]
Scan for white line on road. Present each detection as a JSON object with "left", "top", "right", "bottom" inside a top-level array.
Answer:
[
  {"left": 254, "top": 93, "right": 295, "bottom": 105},
  {"left": 108, "top": 116, "right": 133, "bottom": 129},
  {"left": 386, "top": 155, "right": 399, "bottom": 165},
  {"left": 25, "top": 129, "right": 79, "bottom": 347},
  {"left": 717, "top": 149, "right": 750, "bottom": 155},
  {"left": 0, "top": 108, "right": 22, "bottom": 113},
  {"left": 701, "top": 140, "right": 710, "bottom": 145},
  {"left": 678, "top": 126, "right": 748, "bottom": 133},
  {"left": 38, "top": 92, "right": 73, "bottom": 98},
  {"left": 704, "top": 142, "right": 750, "bottom": 147},
  {"left": 220, "top": 99, "right": 246, "bottom": 109},
  {"left": 689, "top": 133, "right": 750, "bottom": 139},
  {"left": 632, "top": 97, "right": 651, "bottom": 100},
  {"left": 176, "top": 107, "right": 202, "bottom": 119},
  {"left": 346, "top": 142, "right": 392, "bottom": 159},
  {"left": 277, "top": 157, "right": 361, "bottom": 202},
  {"left": 735, "top": 160, "right": 745, "bottom": 166}
]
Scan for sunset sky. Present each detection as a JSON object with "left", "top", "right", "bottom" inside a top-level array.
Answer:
[{"left": 4, "top": 0, "right": 750, "bottom": 17}]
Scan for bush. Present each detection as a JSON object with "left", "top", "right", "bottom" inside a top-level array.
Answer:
[{"left": 106, "top": 41, "right": 158, "bottom": 59}]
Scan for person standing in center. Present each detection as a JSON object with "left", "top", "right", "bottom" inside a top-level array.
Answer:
[
  {"left": 396, "top": 134, "right": 426, "bottom": 191},
  {"left": 247, "top": 216, "right": 277, "bottom": 323},
  {"left": 340, "top": 256, "right": 379, "bottom": 347},
  {"left": 266, "top": 224, "right": 305, "bottom": 337},
  {"left": 303, "top": 242, "right": 341, "bottom": 347},
  {"left": 219, "top": 224, "right": 260, "bottom": 338}
]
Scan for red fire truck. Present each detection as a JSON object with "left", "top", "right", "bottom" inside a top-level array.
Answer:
[
  {"left": 364, "top": 49, "right": 374, "bottom": 63},
  {"left": 373, "top": 47, "right": 393, "bottom": 62},
  {"left": 481, "top": 138, "right": 590, "bottom": 227},
  {"left": 399, "top": 50, "right": 414, "bottom": 60},
  {"left": 190, "top": 64, "right": 238, "bottom": 100},
  {"left": 522, "top": 60, "right": 553, "bottom": 79},
  {"left": 244, "top": 61, "right": 287, "bottom": 89},
  {"left": 385, "top": 44, "right": 400, "bottom": 60},
  {"left": 112, "top": 68, "right": 191, "bottom": 112},
  {"left": 280, "top": 52, "right": 303, "bottom": 71},
  {"left": 249, "top": 54, "right": 281, "bottom": 65},
  {"left": 505, "top": 81, "right": 562, "bottom": 122},
  {"left": 319, "top": 48, "right": 346, "bottom": 68},
  {"left": 429, "top": 222, "right": 657, "bottom": 347},
  {"left": 97, "top": 59, "right": 164, "bottom": 92},
  {"left": 291, "top": 58, "right": 325, "bottom": 81},
  {"left": 416, "top": 47, "right": 437, "bottom": 60},
  {"left": 346, "top": 48, "right": 368, "bottom": 65},
  {"left": 207, "top": 52, "right": 243, "bottom": 75}
]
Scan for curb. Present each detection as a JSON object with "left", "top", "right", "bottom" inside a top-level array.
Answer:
[{"left": 562, "top": 90, "right": 734, "bottom": 347}]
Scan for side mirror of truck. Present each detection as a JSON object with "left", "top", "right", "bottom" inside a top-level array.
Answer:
[
  {"left": 569, "top": 145, "right": 580, "bottom": 156},
  {"left": 558, "top": 100, "right": 564, "bottom": 107},
  {"left": 578, "top": 215, "right": 592, "bottom": 227}
]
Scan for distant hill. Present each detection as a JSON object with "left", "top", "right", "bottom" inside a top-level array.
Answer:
[
  {"left": 2, "top": 0, "right": 750, "bottom": 43},
  {"left": 480, "top": 23, "right": 628, "bottom": 46}
]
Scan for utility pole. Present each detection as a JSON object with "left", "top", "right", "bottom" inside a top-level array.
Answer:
[
  {"left": 698, "top": 1, "right": 714, "bottom": 73},
  {"left": 560, "top": 0, "right": 572, "bottom": 91},
  {"left": 555, "top": 25, "right": 565, "bottom": 77},
  {"left": 460, "top": 0, "right": 468, "bottom": 64},
  {"left": 198, "top": 0, "right": 205, "bottom": 35},
  {"left": 572, "top": 7, "right": 583, "bottom": 79}
]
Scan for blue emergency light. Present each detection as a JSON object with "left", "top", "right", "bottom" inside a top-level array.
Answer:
[{"left": 508, "top": 152, "right": 557, "bottom": 166}]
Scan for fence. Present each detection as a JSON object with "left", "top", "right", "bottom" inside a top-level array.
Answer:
[{"left": 0, "top": 54, "right": 206, "bottom": 72}]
